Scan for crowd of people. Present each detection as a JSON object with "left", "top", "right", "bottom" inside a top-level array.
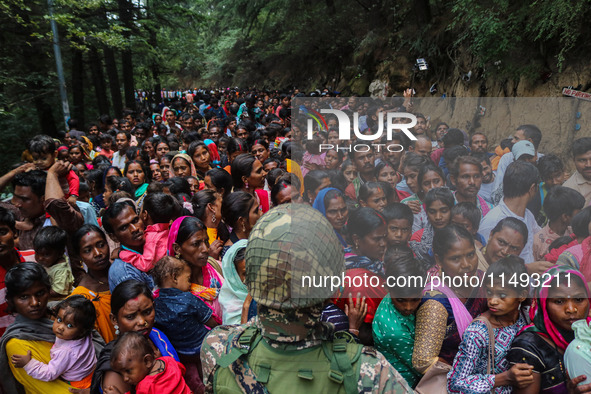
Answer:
[{"left": 1, "top": 88, "right": 591, "bottom": 393}]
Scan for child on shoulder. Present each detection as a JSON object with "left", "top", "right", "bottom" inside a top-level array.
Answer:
[
  {"left": 119, "top": 193, "right": 182, "bottom": 272},
  {"left": 33, "top": 226, "right": 74, "bottom": 300},
  {"left": 28, "top": 134, "right": 79, "bottom": 206}
]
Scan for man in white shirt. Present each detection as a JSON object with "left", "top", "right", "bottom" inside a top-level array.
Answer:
[
  {"left": 112, "top": 131, "right": 130, "bottom": 170},
  {"left": 480, "top": 160, "right": 541, "bottom": 264}
]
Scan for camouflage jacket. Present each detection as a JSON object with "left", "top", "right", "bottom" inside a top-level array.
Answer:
[{"left": 200, "top": 317, "right": 415, "bottom": 394}]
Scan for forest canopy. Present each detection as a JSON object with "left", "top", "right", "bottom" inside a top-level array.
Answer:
[{"left": 1, "top": 0, "right": 590, "bottom": 172}]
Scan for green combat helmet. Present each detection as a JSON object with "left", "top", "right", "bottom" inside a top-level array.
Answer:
[{"left": 245, "top": 203, "right": 345, "bottom": 310}]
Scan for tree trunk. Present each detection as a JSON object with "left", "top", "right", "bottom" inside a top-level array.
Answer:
[
  {"left": 147, "top": 23, "right": 161, "bottom": 108},
  {"left": 413, "top": 0, "right": 431, "bottom": 25},
  {"left": 88, "top": 47, "right": 109, "bottom": 115},
  {"left": 152, "top": 69, "right": 161, "bottom": 108},
  {"left": 71, "top": 47, "right": 85, "bottom": 126},
  {"left": 104, "top": 46, "right": 123, "bottom": 118},
  {"left": 33, "top": 96, "right": 59, "bottom": 136},
  {"left": 118, "top": 0, "right": 135, "bottom": 109},
  {"left": 20, "top": 8, "right": 58, "bottom": 136},
  {"left": 121, "top": 50, "right": 135, "bottom": 109}
]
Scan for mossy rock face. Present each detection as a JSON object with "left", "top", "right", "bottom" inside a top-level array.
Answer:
[{"left": 349, "top": 75, "right": 370, "bottom": 95}]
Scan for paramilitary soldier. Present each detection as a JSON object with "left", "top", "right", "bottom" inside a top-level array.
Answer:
[{"left": 201, "top": 204, "right": 414, "bottom": 393}]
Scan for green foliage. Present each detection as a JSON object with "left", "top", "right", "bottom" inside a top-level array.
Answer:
[
  {"left": 448, "top": 0, "right": 591, "bottom": 75},
  {"left": 1, "top": 0, "right": 590, "bottom": 178},
  {"left": 525, "top": 0, "right": 591, "bottom": 70}
]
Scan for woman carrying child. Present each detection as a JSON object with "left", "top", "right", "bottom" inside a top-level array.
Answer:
[
  {"left": 91, "top": 280, "right": 179, "bottom": 394},
  {"left": 0, "top": 262, "right": 104, "bottom": 393},
  {"left": 448, "top": 256, "right": 533, "bottom": 393},
  {"left": 167, "top": 216, "right": 224, "bottom": 324},
  {"left": 153, "top": 256, "right": 219, "bottom": 393},
  {"left": 11, "top": 295, "right": 99, "bottom": 390}
]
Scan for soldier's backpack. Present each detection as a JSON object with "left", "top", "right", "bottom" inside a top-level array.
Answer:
[{"left": 212, "top": 326, "right": 363, "bottom": 394}]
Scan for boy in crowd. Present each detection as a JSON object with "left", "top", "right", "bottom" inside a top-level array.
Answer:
[
  {"left": 533, "top": 186, "right": 585, "bottom": 261},
  {"left": 382, "top": 203, "right": 414, "bottom": 248},
  {"left": 28, "top": 135, "right": 79, "bottom": 206},
  {"left": 33, "top": 226, "right": 74, "bottom": 300},
  {"left": 451, "top": 202, "right": 487, "bottom": 248}
]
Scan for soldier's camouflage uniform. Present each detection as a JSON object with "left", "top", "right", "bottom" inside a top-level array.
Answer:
[{"left": 200, "top": 204, "right": 415, "bottom": 393}]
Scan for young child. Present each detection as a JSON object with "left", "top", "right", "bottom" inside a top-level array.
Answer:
[
  {"left": 402, "top": 160, "right": 445, "bottom": 233},
  {"left": 409, "top": 187, "right": 454, "bottom": 266},
  {"left": 451, "top": 202, "right": 487, "bottom": 248},
  {"left": 152, "top": 256, "right": 218, "bottom": 356},
  {"left": 302, "top": 132, "right": 327, "bottom": 176},
  {"left": 373, "top": 254, "right": 426, "bottom": 388},
  {"left": 109, "top": 331, "right": 191, "bottom": 394},
  {"left": 533, "top": 186, "right": 585, "bottom": 261},
  {"left": 78, "top": 181, "right": 91, "bottom": 203},
  {"left": 11, "top": 295, "right": 97, "bottom": 390},
  {"left": 358, "top": 182, "right": 387, "bottom": 212},
  {"left": 33, "top": 226, "right": 74, "bottom": 300},
  {"left": 57, "top": 145, "right": 70, "bottom": 161},
  {"left": 28, "top": 134, "right": 79, "bottom": 205},
  {"left": 448, "top": 256, "right": 532, "bottom": 394},
  {"left": 119, "top": 192, "right": 182, "bottom": 272},
  {"left": 340, "top": 159, "right": 358, "bottom": 185},
  {"left": 98, "top": 134, "right": 114, "bottom": 159},
  {"left": 382, "top": 203, "right": 414, "bottom": 248}
]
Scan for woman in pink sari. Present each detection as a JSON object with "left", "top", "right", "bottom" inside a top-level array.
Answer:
[{"left": 167, "top": 216, "right": 224, "bottom": 323}]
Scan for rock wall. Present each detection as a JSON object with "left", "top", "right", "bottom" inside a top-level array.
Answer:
[
  {"left": 364, "top": 61, "right": 591, "bottom": 167},
  {"left": 411, "top": 96, "right": 591, "bottom": 167}
]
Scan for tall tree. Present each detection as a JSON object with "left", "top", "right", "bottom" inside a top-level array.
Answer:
[
  {"left": 104, "top": 46, "right": 123, "bottom": 117},
  {"left": 118, "top": 0, "right": 135, "bottom": 108},
  {"left": 88, "top": 47, "right": 110, "bottom": 115},
  {"left": 71, "top": 47, "right": 85, "bottom": 126}
]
